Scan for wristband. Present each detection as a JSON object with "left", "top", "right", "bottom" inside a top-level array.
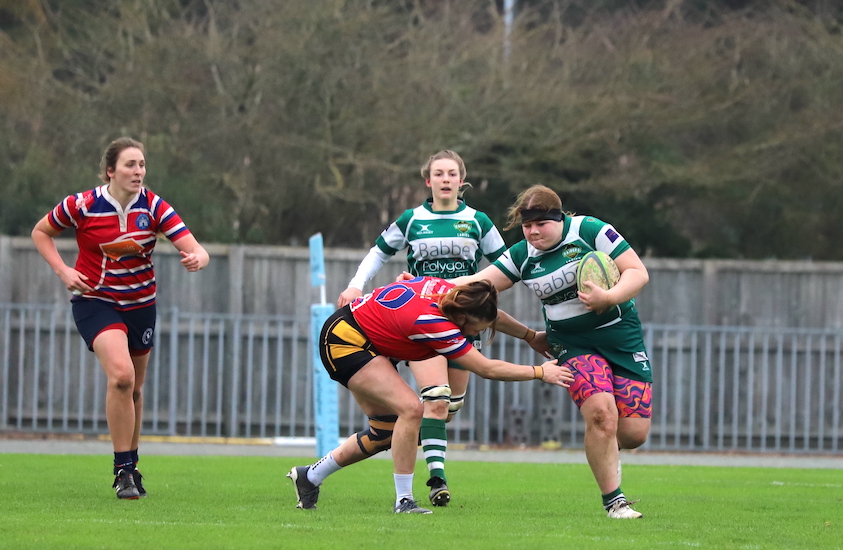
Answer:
[
  {"left": 524, "top": 328, "right": 536, "bottom": 343},
  {"left": 533, "top": 365, "right": 544, "bottom": 380}
]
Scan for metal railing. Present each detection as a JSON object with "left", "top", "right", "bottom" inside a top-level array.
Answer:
[{"left": 1, "top": 303, "right": 841, "bottom": 454}]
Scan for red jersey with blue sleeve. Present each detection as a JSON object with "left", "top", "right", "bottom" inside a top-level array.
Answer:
[
  {"left": 348, "top": 276, "right": 473, "bottom": 362},
  {"left": 47, "top": 185, "right": 191, "bottom": 310}
]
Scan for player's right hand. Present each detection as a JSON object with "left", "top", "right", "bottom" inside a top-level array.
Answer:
[
  {"left": 59, "top": 267, "right": 93, "bottom": 295},
  {"left": 337, "top": 287, "right": 363, "bottom": 308}
]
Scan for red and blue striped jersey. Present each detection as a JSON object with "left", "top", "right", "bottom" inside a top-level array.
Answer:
[
  {"left": 47, "top": 185, "right": 191, "bottom": 309},
  {"left": 349, "top": 276, "right": 472, "bottom": 362}
]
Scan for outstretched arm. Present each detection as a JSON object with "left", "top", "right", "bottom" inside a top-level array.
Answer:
[
  {"left": 338, "top": 245, "right": 393, "bottom": 307},
  {"left": 451, "top": 347, "right": 572, "bottom": 387},
  {"left": 494, "top": 309, "right": 552, "bottom": 358},
  {"left": 399, "top": 264, "right": 514, "bottom": 292},
  {"left": 452, "top": 265, "right": 513, "bottom": 291}
]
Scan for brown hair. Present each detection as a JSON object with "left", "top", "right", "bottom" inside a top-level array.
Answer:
[
  {"left": 503, "top": 184, "right": 565, "bottom": 230},
  {"left": 421, "top": 150, "right": 472, "bottom": 198},
  {"left": 99, "top": 137, "right": 145, "bottom": 183},
  {"left": 438, "top": 279, "right": 498, "bottom": 342}
]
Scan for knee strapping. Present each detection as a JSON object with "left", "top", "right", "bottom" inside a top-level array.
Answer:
[
  {"left": 446, "top": 392, "right": 466, "bottom": 422},
  {"left": 355, "top": 414, "right": 398, "bottom": 456},
  {"left": 448, "top": 392, "right": 466, "bottom": 415},
  {"left": 420, "top": 384, "right": 451, "bottom": 402}
]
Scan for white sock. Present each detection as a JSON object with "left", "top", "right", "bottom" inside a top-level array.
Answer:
[
  {"left": 394, "top": 473, "right": 414, "bottom": 505},
  {"left": 307, "top": 452, "right": 341, "bottom": 486}
]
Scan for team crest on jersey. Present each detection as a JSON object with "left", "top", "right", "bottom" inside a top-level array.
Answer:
[
  {"left": 562, "top": 245, "right": 582, "bottom": 259},
  {"left": 136, "top": 213, "right": 150, "bottom": 230},
  {"left": 453, "top": 221, "right": 471, "bottom": 234},
  {"left": 550, "top": 344, "right": 567, "bottom": 357}
]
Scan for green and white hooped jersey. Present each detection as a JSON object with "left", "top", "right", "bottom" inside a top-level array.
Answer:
[
  {"left": 376, "top": 200, "right": 506, "bottom": 278},
  {"left": 493, "top": 215, "right": 634, "bottom": 334}
]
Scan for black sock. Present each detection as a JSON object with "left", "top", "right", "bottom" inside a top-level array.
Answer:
[
  {"left": 130, "top": 449, "right": 139, "bottom": 468},
  {"left": 114, "top": 451, "right": 134, "bottom": 475}
]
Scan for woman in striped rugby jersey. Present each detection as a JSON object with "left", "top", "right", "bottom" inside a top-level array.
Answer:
[
  {"left": 290, "top": 276, "right": 571, "bottom": 514},
  {"left": 31, "top": 137, "right": 209, "bottom": 500}
]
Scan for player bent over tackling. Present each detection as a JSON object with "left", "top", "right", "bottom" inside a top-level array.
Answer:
[{"left": 288, "top": 277, "right": 572, "bottom": 514}]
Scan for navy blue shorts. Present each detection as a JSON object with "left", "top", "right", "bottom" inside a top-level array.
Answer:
[{"left": 71, "top": 299, "right": 156, "bottom": 355}]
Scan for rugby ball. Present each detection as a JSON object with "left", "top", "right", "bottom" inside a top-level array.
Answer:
[{"left": 576, "top": 251, "right": 620, "bottom": 293}]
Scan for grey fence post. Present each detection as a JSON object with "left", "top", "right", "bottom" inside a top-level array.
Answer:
[{"left": 168, "top": 306, "right": 179, "bottom": 435}]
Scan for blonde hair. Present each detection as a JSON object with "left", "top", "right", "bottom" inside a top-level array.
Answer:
[{"left": 420, "top": 150, "right": 466, "bottom": 180}]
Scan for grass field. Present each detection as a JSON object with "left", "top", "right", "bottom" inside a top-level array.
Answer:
[{"left": 0, "top": 453, "right": 840, "bottom": 549}]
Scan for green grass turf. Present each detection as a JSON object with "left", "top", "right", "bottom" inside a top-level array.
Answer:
[{"left": 0, "top": 453, "right": 840, "bottom": 549}]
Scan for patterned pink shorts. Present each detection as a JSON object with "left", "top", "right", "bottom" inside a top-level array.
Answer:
[{"left": 563, "top": 354, "right": 652, "bottom": 418}]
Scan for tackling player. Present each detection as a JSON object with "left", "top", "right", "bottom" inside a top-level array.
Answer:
[{"left": 289, "top": 277, "right": 572, "bottom": 514}]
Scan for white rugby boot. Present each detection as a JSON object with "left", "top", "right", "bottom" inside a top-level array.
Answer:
[{"left": 606, "top": 499, "right": 643, "bottom": 519}]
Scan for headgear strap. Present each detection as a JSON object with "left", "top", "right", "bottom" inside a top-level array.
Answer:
[{"left": 520, "top": 208, "right": 563, "bottom": 223}]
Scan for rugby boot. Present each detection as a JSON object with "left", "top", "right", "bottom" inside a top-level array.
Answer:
[{"left": 287, "top": 466, "right": 320, "bottom": 509}]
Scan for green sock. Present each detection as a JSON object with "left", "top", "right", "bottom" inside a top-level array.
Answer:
[{"left": 420, "top": 417, "right": 448, "bottom": 482}]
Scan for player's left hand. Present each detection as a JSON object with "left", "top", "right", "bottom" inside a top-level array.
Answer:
[{"left": 180, "top": 251, "right": 204, "bottom": 272}]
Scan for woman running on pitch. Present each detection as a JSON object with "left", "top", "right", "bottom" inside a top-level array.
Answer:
[
  {"left": 31, "top": 137, "right": 209, "bottom": 500},
  {"left": 443, "top": 184, "right": 652, "bottom": 519}
]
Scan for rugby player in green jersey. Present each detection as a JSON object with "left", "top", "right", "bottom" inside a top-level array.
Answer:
[
  {"left": 451, "top": 184, "right": 652, "bottom": 519},
  {"left": 337, "top": 151, "right": 507, "bottom": 507}
]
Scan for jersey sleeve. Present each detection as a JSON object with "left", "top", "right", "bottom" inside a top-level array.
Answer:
[
  {"left": 47, "top": 193, "right": 85, "bottom": 231},
  {"left": 149, "top": 193, "right": 190, "bottom": 242},
  {"left": 347, "top": 245, "right": 394, "bottom": 290},
  {"left": 373, "top": 210, "right": 413, "bottom": 255},
  {"left": 351, "top": 211, "right": 411, "bottom": 289},
  {"left": 579, "top": 217, "right": 631, "bottom": 258},
  {"left": 409, "top": 313, "right": 473, "bottom": 359},
  {"left": 476, "top": 212, "right": 507, "bottom": 261},
  {"left": 492, "top": 241, "right": 528, "bottom": 283}
]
